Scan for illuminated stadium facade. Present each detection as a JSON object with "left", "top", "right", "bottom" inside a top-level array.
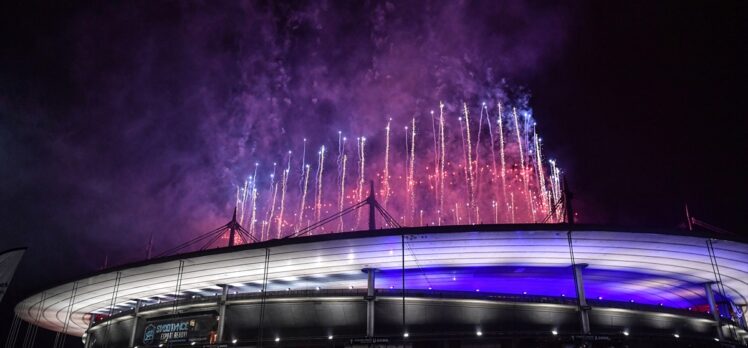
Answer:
[{"left": 14, "top": 223, "right": 748, "bottom": 347}]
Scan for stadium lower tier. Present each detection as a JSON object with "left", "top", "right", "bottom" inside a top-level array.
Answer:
[{"left": 87, "top": 288, "right": 742, "bottom": 347}]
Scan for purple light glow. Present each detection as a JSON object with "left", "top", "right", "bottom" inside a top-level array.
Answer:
[{"left": 375, "top": 266, "right": 711, "bottom": 309}]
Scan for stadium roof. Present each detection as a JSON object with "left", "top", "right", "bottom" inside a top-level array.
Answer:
[{"left": 15, "top": 224, "right": 748, "bottom": 336}]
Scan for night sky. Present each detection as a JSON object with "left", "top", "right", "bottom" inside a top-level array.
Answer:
[{"left": 0, "top": 1, "right": 745, "bottom": 344}]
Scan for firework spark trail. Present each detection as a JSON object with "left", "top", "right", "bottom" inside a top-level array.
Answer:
[
  {"left": 497, "top": 103, "right": 507, "bottom": 210},
  {"left": 549, "top": 160, "right": 561, "bottom": 221},
  {"left": 462, "top": 103, "right": 475, "bottom": 223},
  {"left": 552, "top": 160, "right": 561, "bottom": 204},
  {"left": 245, "top": 163, "right": 260, "bottom": 241},
  {"left": 383, "top": 120, "right": 391, "bottom": 209},
  {"left": 457, "top": 116, "right": 468, "bottom": 224},
  {"left": 299, "top": 138, "right": 307, "bottom": 189},
  {"left": 528, "top": 187, "right": 536, "bottom": 223},
  {"left": 231, "top": 100, "right": 563, "bottom": 241},
  {"left": 264, "top": 163, "right": 278, "bottom": 240},
  {"left": 523, "top": 112, "right": 537, "bottom": 221},
  {"left": 555, "top": 167, "right": 562, "bottom": 220},
  {"left": 248, "top": 185, "right": 258, "bottom": 241},
  {"left": 403, "top": 126, "right": 410, "bottom": 224},
  {"left": 492, "top": 200, "right": 498, "bottom": 223},
  {"left": 512, "top": 107, "right": 532, "bottom": 221},
  {"left": 314, "top": 146, "right": 326, "bottom": 227},
  {"left": 533, "top": 126, "right": 548, "bottom": 211},
  {"left": 277, "top": 166, "right": 289, "bottom": 238},
  {"left": 298, "top": 164, "right": 311, "bottom": 227},
  {"left": 276, "top": 152, "right": 291, "bottom": 238},
  {"left": 486, "top": 103, "right": 499, "bottom": 213},
  {"left": 474, "top": 103, "right": 486, "bottom": 214},
  {"left": 236, "top": 180, "right": 249, "bottom": 225},
  {"left": 409, "top": 118, "right": 416, "bottom": 224},
  {"left": 355, "top": 137, "right": 366, "bottom": 229},
  {"left": 430, "top": 110, "right": 438, "bottom": 209},
  {"left": 510, "top": 192, "right": 515, "bottom": 224},
  {"left": 439, "top": 102, "right": 446, "bottom": 221},
  {"left": 265, "top": 177, "right": 278, "bottom": 240},
  {"left": 337, "top": 131, "right": 343, "bottom": 164},
  {"left": 338, "top": 153, "right": 347, "bottom": 231}
]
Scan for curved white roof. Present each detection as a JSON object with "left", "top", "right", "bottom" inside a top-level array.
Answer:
[{"left": 15, "top": 225, "right": 748, "bottom": 336}]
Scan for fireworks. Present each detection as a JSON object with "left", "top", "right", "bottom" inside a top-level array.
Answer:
[
  {"left": 234, "top": 99, "right": 564, "bottom": 242},
  {"left": 314, "top": 146, "right": 325, "bottom": 225},
  {"left": 383, "top": 120, "right": 391, "bottom": 209}
]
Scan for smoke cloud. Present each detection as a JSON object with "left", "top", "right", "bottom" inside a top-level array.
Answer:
[{"left": 0, "top": 1, "right": 571, "bottom": 266}]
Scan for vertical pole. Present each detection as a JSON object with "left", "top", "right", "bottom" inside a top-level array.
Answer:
[
  {"left": 573, "top": 263, "right": 591, "bottom": 335},
  {"left": 258, "top": 248, "right": 270, "bottom": 347},
  {"left": 705, "top": 282, "right": 724, "bottom": 340},
  {"left": 128, "top": 299, "right": 142, "bottom": 348},
  {"left": 365, "top": 268, "right": 377, "bottom": 337},
  {"left": 401, "top": 233, "right": 406, "bottom": 337},
  {"left": 229, "top": 208, "right": 237, "bottom": 247},
  {"left": 563, "top": 178, "right": 574, "bottom": 225},
  {"left": 368, "top": 181, "right": 376, "bottom": 231},
  {"left": 84, "top": 314, "right": 95, "bottom": 348},
  {"left": 216, "top": 284, "right": 229, "bottom": 342},
  {"left": 103, "top": 273, "right": 121, "bottom": 348},
  {"left": 564, "top": 180, "right": 589, "bottom": 335},
  {"left": 146, "top": 233, "right": 154, "bottom": 260}
]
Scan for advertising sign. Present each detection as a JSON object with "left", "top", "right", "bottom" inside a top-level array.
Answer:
[{"left": 140, "top": 313, "right": 217, "bottom": 346}]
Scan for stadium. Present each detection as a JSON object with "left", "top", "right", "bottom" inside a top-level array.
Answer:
[
  {"left": 12, "top": 98, "right": 748, "bottom": 347},
  {"left": 13, "top": 204, "right": 748, "bottom": 347}
]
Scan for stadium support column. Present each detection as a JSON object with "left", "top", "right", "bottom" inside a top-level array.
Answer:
[
  {"left": 127, "top": 299, "right": 142, "bottom": 348},
  {"left": 364, "top": 268, "right": 377, "bottom": 337},
  {"left": 83, "top": 314, "right": 94, "bottom": 348},
  {"left": 564, "top": 180, "right": 589, "bottom": 335},
  {"left": 216, "top": 284, "right": 229, "bottom": 342},
  {"left": 573, "top": 263, "right": 591, "bottom": 335},
  {"left": 704, "top": 282, "right": 724, "bottom": 340}
]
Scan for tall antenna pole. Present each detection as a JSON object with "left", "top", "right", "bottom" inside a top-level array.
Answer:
[
  {"left": 564, "top": 178, "right": 590, "bottom": 335},
  {"left": 228, "top": 207, "right": 237, "bottom": 247},
  {"left": 368, "top": 180, "right": 376, "bottom": 231},
  {"left": 685, "top": 203, "right": 693, "bottom": 231},
  {"left": 146, "top": 232, "right": 153, "bottom": 260},
  {"left": 563, "top": 178, "right": 574, "bottom": 225}
]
